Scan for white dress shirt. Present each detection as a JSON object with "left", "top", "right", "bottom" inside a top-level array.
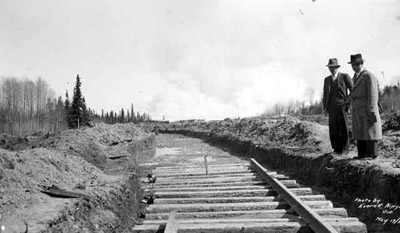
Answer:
[{"left": 332, "top": 72, "right": 338, "bottom": 81}]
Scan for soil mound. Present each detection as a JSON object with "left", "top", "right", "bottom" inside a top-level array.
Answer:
[
  {"left": 160, "top": 116, "right": 330, "bottom": 151},
  {"left": 0, "top": 122, "right": 153, "bottom": 233}
]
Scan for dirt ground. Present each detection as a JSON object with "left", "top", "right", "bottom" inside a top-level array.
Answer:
[
  {"left": 0, "top": 122, "right": 154, "bottom": 233},
  {"left": 1, "top": 115, "right": 399, "bottom": 232},
  {"left": 160, "top": 116, "right": 400, "bottom": 171}
]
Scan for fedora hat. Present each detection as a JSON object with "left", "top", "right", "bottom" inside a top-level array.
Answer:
[
  {"left": 348, "top": 54, "right": 365, "bottom": 64},
  {"left": 326, "top": 58, "right": 340, "bottom": 67}
]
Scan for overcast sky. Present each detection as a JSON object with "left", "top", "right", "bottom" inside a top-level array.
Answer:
[{"left": 1, "top": 0, "right": 400, "bottom": 121}]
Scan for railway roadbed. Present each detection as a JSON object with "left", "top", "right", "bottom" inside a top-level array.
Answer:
[{"left": 134, "top": 134, "right": 367, "bottom": 232}]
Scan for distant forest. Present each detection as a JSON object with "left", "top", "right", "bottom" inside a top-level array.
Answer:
[{"left": 0, "top": 75, "right": 151, "bottom": 136}]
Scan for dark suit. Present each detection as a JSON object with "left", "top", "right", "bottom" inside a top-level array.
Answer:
[{"left": 323, "top": 72, "right": 353, "bottom": 153}]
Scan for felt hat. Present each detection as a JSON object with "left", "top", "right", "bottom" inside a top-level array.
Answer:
[
  {"left": 348, "top": 54, "right": 365, "bottom": 64},
  {"left": 326, "top": 58, "right": 340, "bottom": 67}
]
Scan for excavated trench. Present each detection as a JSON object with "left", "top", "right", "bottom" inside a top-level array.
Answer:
[
  {"left": 42, "top": 130, "right": 399, "bottom": 232},
  {"left": 158, "top": 131, "right": 400, "bottom": 233},
  {"left": 41, "top": 136, "right": 157, "bottom": 233}
]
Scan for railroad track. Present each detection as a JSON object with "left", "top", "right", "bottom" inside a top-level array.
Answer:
[{"left": 134, "top": 152, "right": 366, "bottom": 232}]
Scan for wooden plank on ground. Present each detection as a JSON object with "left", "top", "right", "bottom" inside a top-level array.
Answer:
[{"left": 164, "top": 210, "right": 178, "bottom": 233}]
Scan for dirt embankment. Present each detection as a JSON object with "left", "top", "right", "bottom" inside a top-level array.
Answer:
[
  {"left": 155, "top": 116, "right": 400, "bottom": 232},
  {"left": 0, "top": 122, "right": 155, "bottom": 233}
]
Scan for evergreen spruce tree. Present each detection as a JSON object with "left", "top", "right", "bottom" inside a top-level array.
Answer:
[
  {"left": 120, "top": 108, "right": 125, "bottom": 123},
  {"left": 81, "top": 97, "right": 89, "bottom": 124},
  {"left": 69, "top": 74, "right": 89, "bottom": 128},
  {"left": 130, "top": 103, "right": 135, "bottom": 122},
  {"left": 110, "top": 110, "right": 114, "bottom": 124}
]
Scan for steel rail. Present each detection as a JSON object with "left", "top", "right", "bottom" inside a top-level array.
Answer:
[{"left": 250, "top": 158, "right": 339, "bottom": 233}]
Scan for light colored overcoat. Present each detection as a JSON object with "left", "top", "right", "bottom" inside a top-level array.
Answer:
[{"left": 350, "top": 69, "right": 382, "bottom": 140}]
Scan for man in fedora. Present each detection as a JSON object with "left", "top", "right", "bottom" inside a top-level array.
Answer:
[
  {"left": 323, "top": 58, "right": 353, "bottom": 154},
  {"left": 348, "top": 54, "right": 382, "bottom": 159}
]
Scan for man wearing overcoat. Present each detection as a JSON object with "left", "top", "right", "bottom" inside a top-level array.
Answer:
[
  {"left": 323, "top": 58, "right": 353, "bottom": 154},
  {"left": 348, "top": 54, "right": 382, "bottom": 159}
]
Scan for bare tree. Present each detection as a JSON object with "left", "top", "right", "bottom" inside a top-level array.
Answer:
[{"left": 0, "top": 77, "right": 65, "bottom": 135}]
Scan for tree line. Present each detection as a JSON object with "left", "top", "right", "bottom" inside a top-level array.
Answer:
[
  {"left": 263, "top": 82, "right": 400, "bottom": 117},
  {"left": 380, "top": 82, "right": 400, "bottom": 113},
  {"left": 90, "top": 103, "right": 152, "bottom": 125},
  {"left": 0, "top": 75, "right": 152, "bottom": 136}
]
